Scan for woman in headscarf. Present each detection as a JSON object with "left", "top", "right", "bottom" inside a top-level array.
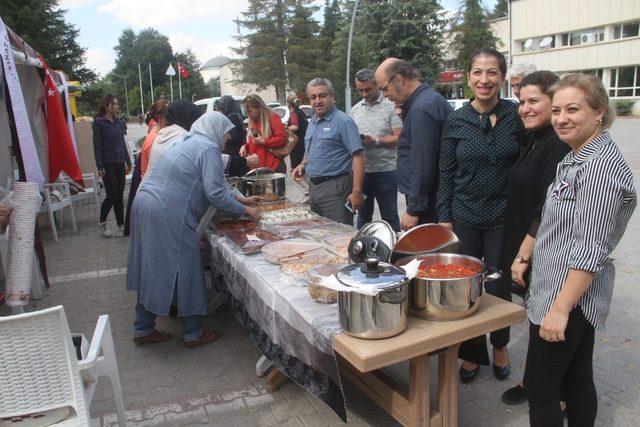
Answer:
[
  {"left": 214, "top": 95, "right": 246, "bottom": 156},
  {"left": 126, "top": 111, "right": 261, "bottom": 348}
]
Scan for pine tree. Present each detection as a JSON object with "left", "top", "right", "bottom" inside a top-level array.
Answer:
[
  {"left": 234, "top": 0, "right": 289, "bottom": 103},
  {"left": 451, "top": 0, "right": 499, "bottom": 73},
  {"left": 286, "top": 0, "right": 322, "bottom": 94},
  {"left": 319, "top": 0, "right": 341, "bottom": 63},
  {"left": 0, "top": 0, "right": 95, "bottom": 82}
]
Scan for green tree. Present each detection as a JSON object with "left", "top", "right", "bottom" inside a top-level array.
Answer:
[
  {"left": 207, "top": 77, "right": 221, "bottom": 97},
  {"left": 319, "top": 0, "right": 341, "bottom": 64},
  {"left": 234, "top": 0, "right": 289, "bottom": 102},
  {"left": 0, "top": 0, "right": 96, "bottom": 82},
  {"left": 489, "top": 0, "right": 509, "bottom": 19},
  {"left": 451, "top": 0, "right": 499, "bottom": 74},
  {"left": 174, "top": 49, "right": 207, "bottom": 101},
  {"left": 286, "top": 0, "right": 322, "bottom": 94}
]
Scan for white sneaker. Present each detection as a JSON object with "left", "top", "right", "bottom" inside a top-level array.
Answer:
[
  {"left": 114, "top": 224, "right": 125, "bottom": 237},
  {"left": 99, "top": 222, "right": 112, "bottom": 238}
]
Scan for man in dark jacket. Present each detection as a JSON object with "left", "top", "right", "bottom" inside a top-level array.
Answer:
[{"left": 375, "top": 58, "right": 452, "bottom": 230}]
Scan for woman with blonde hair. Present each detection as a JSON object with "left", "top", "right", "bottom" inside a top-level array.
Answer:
[
  {"left": 524, "top": 73, "right": 636, "bottom": 426},
  {"left": 239, "top": 94, "right": 288, "bottom": 172}
]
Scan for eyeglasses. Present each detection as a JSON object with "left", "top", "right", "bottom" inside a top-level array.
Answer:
[
  {"left": 379, "top": 73, "right": 399, "bottom": 92},
  {"left": 309, "top": 92, "right": 330, "bottom": 101}
]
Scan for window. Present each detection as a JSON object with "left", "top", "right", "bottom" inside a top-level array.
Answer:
[
  {"left": 562, "top": 27, "right": 605, "bottom": 46},
  {"left": 613, "top": 21, "right": 640, "bottom": 39},
  {"left": 609, "top": 66, "right": 640, "bottom": 97},
  {"left": 564, "top": 69, "right": 604, "bottom": 81}
]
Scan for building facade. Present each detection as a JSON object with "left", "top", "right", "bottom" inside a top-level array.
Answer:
[
  {"left": 219, "top": 61, "right": 277, "bottom": 102},
  {"left": 440, "top": 0, "right": 640, "bottom": 100}
]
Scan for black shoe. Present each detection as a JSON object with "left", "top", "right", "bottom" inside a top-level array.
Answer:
[
  {"left": 501, "top": 384, "right": 526, "bottom": 405},
  {"left": 459, "top": 365, "right": 479, "bottom": 383},
  {"left": 493, "top": 363, "right": 511, "bottom": 380}
]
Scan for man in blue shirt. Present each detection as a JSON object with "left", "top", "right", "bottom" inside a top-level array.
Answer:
[
  {"left": 375, "top": 58, "right": 452, "bottom": 230},
  {"left": 291, "top": 78, "right": 365, "bottom": 225}
]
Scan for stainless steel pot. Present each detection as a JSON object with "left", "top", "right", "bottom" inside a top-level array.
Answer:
[
  {"left": 396, "top": 253, "right": 501, "bottom": 321},
  {"left": 241, "top": 172, "right": 286, "bottom": 201},
  {"left": 336, "top": 258, "right": 409, "bottom": 339}
]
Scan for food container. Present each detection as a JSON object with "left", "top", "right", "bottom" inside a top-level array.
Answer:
[
  {"left": 280, "top": 249, "right": 342, "bottom": 281},
  {"left": 307, "top": 262, "right": 349, "bottom": 304},
  {"left": 259, "top": 206, "right": 321, "bottom": 225},
  {"left": 215, "top": 219, "right": 259, "bottom": 236},
  {"left": 299, "top": 223, "right": 355, "bottom": 241},
  {"left": 241, "top": 169, "right": 286, "bottom": 201},
  {"left": 390, "top": 223, "right": 460, "bottom": 264},
  {"left": 261, "top": 238, "right": 323, "bottom": 264},
  {"left": 257, "top": 200, "right": 296, "bottom": 213},
  {"left": 223, "top": 229, "right": 281, "bottom": 255},
  {"left": 336, "top": 258, "right": 409, "bottom": 339},
  {"left": 395, "top": 253, "right": 501, "bottom": 321},
  {"left": 322, "top": 231, "right": 357, "bottom": 260}
]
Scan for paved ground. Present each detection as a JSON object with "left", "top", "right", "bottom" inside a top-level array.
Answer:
[{"left": 2, "top": 120, "right": 640, "bottom": 426}]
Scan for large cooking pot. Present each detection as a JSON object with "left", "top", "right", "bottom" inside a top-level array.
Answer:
[
  {"left": 395, "top": 253, "right": 501, "bottom": 321},
  {"left": 241, "top": 170, "right": 286, "bottom": 201},
  {"left": 336, "top": 258, "right": 409, "bottom": 339}
]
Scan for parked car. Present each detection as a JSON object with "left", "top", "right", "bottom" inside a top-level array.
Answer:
[
  {"left": 299, "top": 104, "right": 313, "bottom": 119},
  {"left": 447, "top": 99, "right": 470, "bottom": 110},
  {"left": 194, "top": 96, "right": 246, "bottom": 118},
  {"left": 266, "top": 102, "right": 281, "bottom": 109},
  {"left": 271, "top": 105, "right": 290, "bottom": 126}
]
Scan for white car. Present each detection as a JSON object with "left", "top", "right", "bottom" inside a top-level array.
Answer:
[
  {"left": 447, "top": 99, "right": 470, "bottom": 110},
  {"left": 194, "top": 96, "right": 246, "bottom": 118},
  {"left": 299, "top": 104, "right": 313, "bottom": 119},
  {"left": 271, "top": 105, "right": 290, "bottom": 126}
]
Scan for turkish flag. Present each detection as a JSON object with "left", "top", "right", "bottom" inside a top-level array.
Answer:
[
  {"left": 40, "top": 57, "right": 83, "bottom": 186},
  {"left": 179, "top": 64, "right": 190, "bottom": 79}
]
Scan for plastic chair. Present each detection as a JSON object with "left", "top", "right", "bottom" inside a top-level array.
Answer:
[
  {"left": 62, "top": 173, "right": 101, "bottom": 220},
  {"left": 40, "top": 182, "right": 78, "bottom": 243},
  {"left": 0, "top": 306, "right": 126, "bottom": 426}
]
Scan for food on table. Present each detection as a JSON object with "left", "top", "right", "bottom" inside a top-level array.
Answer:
[
  {"left": 215, "top": 219, "right": 259, "bottom": 235},
  {"left": 322, "top": 231, "right": 357, "bottom": 259},
  {"left": 263, "top": 217, "right": 333, "bottom": 239},
  {"left": 307, "top": 263, "right": 348, "bottom": 304},
  {"left": 257, "top": 200, "right": 296, "bottom": 213},
  {"left": 299, "top": 223, "right": 356, "bottom": 241},
  {"left": 259, "top": 206, "right": 320, "bottom": 225},
  {"left": 260, "top": 192, "right": 283, "bottom": 202},
  {"left": 280, "top": 260, "right": 316, "bottom": 279},
  {"left": 262, "top": 239, "right": 323, "bottom": 264},
  {"left": 224, "top": 229, "right": 281, "bottom": 254},
  {"left": 416, "top": 263, "right": 478, "bottom": 279}
]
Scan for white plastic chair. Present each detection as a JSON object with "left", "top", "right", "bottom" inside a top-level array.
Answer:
[
  {"left": 0, "top": 306, "right": 126, "bottom": 426},
  {"left": 40, "top": 182, "right": 78, "bottom": 243},
  {"left": 62, "top": 173, "right": 101, "bottom": 220}
]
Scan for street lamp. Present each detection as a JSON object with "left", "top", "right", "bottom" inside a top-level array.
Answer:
[
  {"left": 345, "top": 0, "right": 360, "bottom": 112},
  {"left": 111, "top": 73, "right": 130, "bottom": 119}
]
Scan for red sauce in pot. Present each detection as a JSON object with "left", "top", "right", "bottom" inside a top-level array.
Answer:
[{"left": 417, "top": 263, "right": 477, "bottom": 279}]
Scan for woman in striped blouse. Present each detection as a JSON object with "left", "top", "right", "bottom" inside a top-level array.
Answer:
[{"left": 524, "top": 74, "right": 636, "bottom": 426}]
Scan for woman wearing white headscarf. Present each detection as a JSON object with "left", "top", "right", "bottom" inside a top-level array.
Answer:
[{"left": 126, "top": 111, "right": 260, "bottom": 348}]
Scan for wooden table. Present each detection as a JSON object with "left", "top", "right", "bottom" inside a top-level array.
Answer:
[{"left": 333, "top": 294, "right": 525, "bottom": 427}]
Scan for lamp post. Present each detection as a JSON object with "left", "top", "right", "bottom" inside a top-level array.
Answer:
[
  {"left": 344, "top": 0, "right": 360, "bottom": 112},
  {"left": 111, "top": 73, "right": 130, "bottom": 119}
]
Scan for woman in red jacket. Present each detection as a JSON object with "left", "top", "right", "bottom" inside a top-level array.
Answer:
[{"left": 240, "top": 94, "right": 287, "bottom": 172}]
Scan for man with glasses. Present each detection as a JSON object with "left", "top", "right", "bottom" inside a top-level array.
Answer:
[
  {"left": 292, "top": 78, "right": 364, "bottom": 225},
  {"left": 375, "top": 58, "right": 452, "bottom": 230},
  {"left": 350, "top": 68, "right": 403, "bottom": 231}
]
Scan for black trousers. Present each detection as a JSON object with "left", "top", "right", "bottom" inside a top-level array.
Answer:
[
  {"left": 524, "top": 307, "right": 597, "bottom": 427},
  {"left": 100, "top": 162, "right": 126, "bottom": 225},
  {"left": 454, "top": 222, "right": 511, "bottom": 365},
  {"left": 124, "top": 155, "right": 142, "bottom": 236}
]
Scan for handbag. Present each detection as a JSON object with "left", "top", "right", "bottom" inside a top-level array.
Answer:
[{"left": 268, "top": 130, "right": 298, "bottom": 159}]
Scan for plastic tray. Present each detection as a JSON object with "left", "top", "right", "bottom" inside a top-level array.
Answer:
[
  {"left": 322, "top": 231, "right": 357, "bottom": 260},
  {"left": 307, "top": 262, "right": 348, "bottom": 304},
  {"left": 299, "top": 223, "right": 356, "bottom": 242},
  {"left": 224, "top": 229, "right": 281, "bottom": 255},
  {"left": 259, "top": 206, "right": 321, "bottom": 225},
  {"left": 261, "top": 238, "right": 324, "bottom": 264}
]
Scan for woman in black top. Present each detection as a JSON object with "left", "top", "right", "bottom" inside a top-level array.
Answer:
[
  {"left": 436, "top": 49, "right": 521, "bottom": 382},
  {"left": 499, "top": 71, "right": 571, "bottom": 405},
  {"left": 286, "top": 96, "right": 308, "bottom": 170},
  {"left": 93, "top": 94, "right": 131, "bottom": 237},
  {"left": 214, "top": 95, "right": 245, "bottom": 156}
]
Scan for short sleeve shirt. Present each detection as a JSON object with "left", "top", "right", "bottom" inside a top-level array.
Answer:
[
  {"left": 350, "top": 93, "right": 402, "bottom": 173},
  {"left": 304, "top": 107, "right": 363, "bottom": 178}
]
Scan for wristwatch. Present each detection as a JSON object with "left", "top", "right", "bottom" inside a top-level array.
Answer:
[{"left": 515, "top": 254, "right": 530, "bottom": 264}]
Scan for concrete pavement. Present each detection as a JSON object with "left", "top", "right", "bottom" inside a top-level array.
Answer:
[{"left": 1, "top": 120, "right": 639, "bottom": 426}]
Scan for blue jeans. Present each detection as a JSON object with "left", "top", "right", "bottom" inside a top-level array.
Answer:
[
  {"left": 133, "top": 302, "right": 203, "bottom": 342},
  {"left": 357, "top": 170, "right": 400, "bottom": 232}
]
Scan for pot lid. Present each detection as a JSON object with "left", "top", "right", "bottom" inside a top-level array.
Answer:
[
  {"left": 336, "top": 258, "right": 407, "bottom": 290},
  {"left": 390, "top": 223, "right": 460, "bottom": 264},
  {"left": 356, "top": 220, "right": 397, "bottom": 250},
  {"left": 245, "top": 167, "right": 275, "bottom": 177}
]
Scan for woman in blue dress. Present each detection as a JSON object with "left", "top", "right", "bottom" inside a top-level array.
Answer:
[{"left": 126, "top": 111, "right": 260, "bottom": 347}]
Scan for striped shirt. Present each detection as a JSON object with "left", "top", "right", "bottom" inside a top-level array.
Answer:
[{"left": 527, "top": 131, "right": 636, "bottom": 330}]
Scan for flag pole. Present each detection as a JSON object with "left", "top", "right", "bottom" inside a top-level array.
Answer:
[
  {"left": 138, "top": 63, "right": 144, "bottom": 115},
  {"left": 170, "top": 75, "right": 174, "bottom": 101},
  {"left": 149, "top": 63, "right": 154, "bottom": 103},
  {"left": 178, "top": 61, "right": 183, "bottom": 99}
]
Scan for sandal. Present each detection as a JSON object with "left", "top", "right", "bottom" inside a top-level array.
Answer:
[
  {"left": 184, "top": 329, "right": 220, "bottom": 348},
  {"left": 133, "top": 329, "right": 173, "bottom": 345}
]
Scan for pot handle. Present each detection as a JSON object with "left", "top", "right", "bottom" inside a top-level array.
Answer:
[
  {"left": 377, "top": 286, "right": 405, "bottom": 304},
  {"left": 484, "top": 267, "right": 502, "bottom": 282}
]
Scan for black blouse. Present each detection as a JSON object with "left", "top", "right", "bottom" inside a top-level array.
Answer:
[{"left": 498, "top": 124, "right": 570, "bottom": 273}]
